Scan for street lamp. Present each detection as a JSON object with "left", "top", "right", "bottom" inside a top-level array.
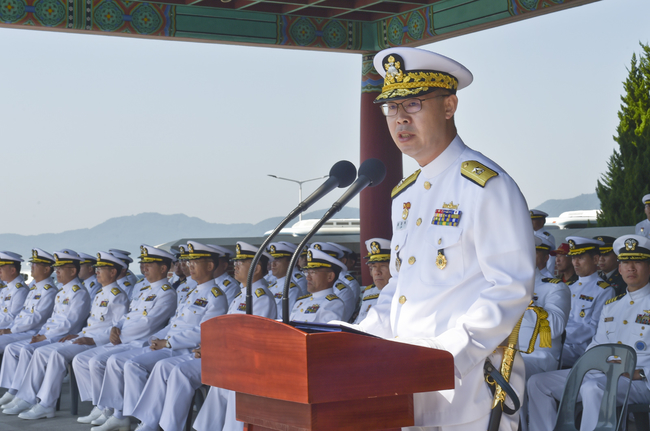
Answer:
[{"left": 267, "top": 174, "right": 328, "bottom": 221}]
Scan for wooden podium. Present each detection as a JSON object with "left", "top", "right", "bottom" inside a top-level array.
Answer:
[{"left": 201, "top": 314, "right": 454, "bottom": 431}]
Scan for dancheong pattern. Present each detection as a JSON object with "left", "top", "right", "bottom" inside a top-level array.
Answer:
[{"left": 278, "top": 15, "right": 362, "bottom": 50}]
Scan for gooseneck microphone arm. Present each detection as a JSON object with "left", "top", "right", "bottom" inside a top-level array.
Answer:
[
  {"left": 244, "top": 160, "right": 356, "bottom": 315},
  {"left": 281, "top": 158, "right": 386, "bottom": 323}
]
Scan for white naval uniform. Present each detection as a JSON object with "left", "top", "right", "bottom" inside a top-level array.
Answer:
[
  {"left": 117, "top": 276, "right": 135, "bottom": 300},
  {"left": 0, "top": 277, "right": 57, "bottom": 351},
  {"left": 215, "top": 272, "right": 239, "bottom": 304},
  {"left": 535, "top": 228, "right": 556, "bottom": 276},
  {"left": 357, "top": 136, "right": 535, "bottom": 429},
  {"left": 99, "top": 278, "right": 229, "bottom": 418},
  {"left": 176, "top": 277, "right": 198, "bottom": 300},
  {"left": 636, "top": 219, "right": 650, "bottom": 238},
  {"left": 72, "top": 278, "right": 176, "bottom": 407},
  {"left": 14, "top": 283, "right": 128, "bottom": 408},
  {"left": 528, "top": 284, "right": 650, "bottom": 431},
  {"left": 268, "top": 276, "right": 300, "bottom": 320},
  {"left": 289, "top": 288, "right": 345, "bottom": 323},
  {"left": 131, "top": 277, "right": 149, "bottom": 301},
  {"left": 292, "top": 270, "right": 307, "bottom": 295},
  {"left": 82, "top": 274, "right": 101, "bottom": 299},
  {"left": 353, "top": 284, "right": 381, "bottom": 324},
  {"left": 332, "top": 280, "right": 356, "bottom": 323},
  {"left": 125, "top": 270, "right": 139, "bottom": 287},
  {"left": 0, "top": 277, "right": 91, "bottom": 394},
  {"left": 561, "top": 272, "right": 615, "bottom": 367},
  {"left": 131, "top": 279, "right": 276, "bottom": 431},
  {"left": 0, "top": 275, "right": 29, "bottom": 329}
]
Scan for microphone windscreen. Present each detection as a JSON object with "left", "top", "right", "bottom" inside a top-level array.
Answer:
[
  {"left": 358, "top": 158, "right": 387, "bottom": 186},
  {"left": 329, "top": 160, "right": 357, "bottom": 188}
]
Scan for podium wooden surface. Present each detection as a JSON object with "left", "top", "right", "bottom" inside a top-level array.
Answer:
[{"left": 202, "top": 314, "right": 454, "bottom": 431}]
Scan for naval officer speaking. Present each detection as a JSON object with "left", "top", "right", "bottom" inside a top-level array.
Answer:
[{"left": 341, "top": 47, "right": 535, "bottom": 430}]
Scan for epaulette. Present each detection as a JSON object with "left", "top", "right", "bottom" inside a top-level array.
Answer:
[
  {"left": 334, "top": 282, "right": 347, "bottom": 291},
  {"left": 140, "top": 286, "right": 150, "bottom": 291},
  {"left": 566, "top": 280, "right": 577, "bottom": 286},
  {"left": 211, "top": 287, "right": 223, "bottom": 297},
  {"left": 161, "top": 284, "right": 172, "bottom": 291},
  {"left": 326, "top": 294, "right": 341, "bottom": 301},
  {"left": 606, "top": 293, "right": 626, "bottom": 305},
  {"left": 364, "top": 284, "right": 376, "bottom": 292},
  {"left": 363, "top": 293, "right": 380, "bottom": 301},
  {"left": 460, "top": 161, "right": 498, "bottom": 187},
  {"left": 541, "top": 278, "right": 562, "bottom": 284},
  {"left": 89, "top": 282, "right": 95, "bottom": 288},
  {"left": 543, "top": 231, "right": 551, "bottom": 237},
  {"left": 297, "top": 293, "right": 312, "bottom": 300},
  {"left": 234, "top": 291, "right": 242, "bottom": 298},
  {"left": 345, "top": 274, "right": 356, "bottom": 282},
  {"left": 289, "top": 282, "right": 297, "bottom": 289},
  {"left": 43, "top": 284, "right": 53, "bottom": 290},
  {"left": 295, "top": 273, "right": 303, "bottom": 279},
  {"left": 123, "top": 282, "right": 131, "bottom": 287},
  {"left": 137, "top": 277, "right": 144, "bottom": 283},
  {"left": 254, "top": 288, "right": 266, "bottom": 298},
  {"left": 15, "top": 283, "right": 23, "bottom": 288},
  {"left": 597, "top": 281, "right": 610, "bottom": 289},
  {"left": 223, "top": 280, "right": 231, "bottom": 286},
  {"left": 391, "top": 169, "right": 421, "bottom": 199},
  {"left": 96, "top": 288, "right": 103, "bottom": 295},
  {"left": 110, "top": 287, "right": 121, "bottom": 296},
  {"left": 72, "top": 285, "right": 81, "bottom": 292},
  {"left": 29, "top": 286, "right": 37, "bottom": 291}
]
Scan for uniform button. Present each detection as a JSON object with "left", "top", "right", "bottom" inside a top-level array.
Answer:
[
  {"left": 424, "top": 182, "right": 431, "bottom": 190},
  {"left": 631, "top": 301, "right": 635, "bottom": 305},
  {"left": 572, "top": 294, "right": 575, "bottom": 297},
  {"left": 438, "top": 238, "right": 442, "bottom": 245},
  {"left": 624, "top": 320, "right": 628, "bottom": 325},
  {"left": 408, "top": 257, "right": 415, "bottom": 265},
  {"left": 618, "top": 341, "right": 622, "bottom": 344},
  {"left": 47, "top": 327, "right": 50, "bottom": 330},
  {"left": 88, "top": 324, "right": 91, "bottom": 326},
  {"left": 399, "top": 296, "right": 406, "bottom": 304},
  {"left": 173, "top": 324, "right": 177, "bottom": 327},
  {"left": 300, "top": 309, "right": 304, "bottom": 312},
  {"left": 416, "top": 218, "right": 422, "bottom": 226},
  {"left": 578, "top": 283, "right": 582, "bottom": 286},
  {"left": 83, "top": 331, "right": 86, "bottom": 334},
  {"left": 395, "top": 245, "right": 399, "bottom": 251},
  {"left": 127, "top": 317, "right": 130, "bottom": 320}
]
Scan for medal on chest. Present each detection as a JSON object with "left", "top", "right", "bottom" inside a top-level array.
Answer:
[{"left": 402, "top": 202, "right": 411, "bottom": 220}]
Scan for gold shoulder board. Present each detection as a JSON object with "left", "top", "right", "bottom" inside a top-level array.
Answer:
[
  {"left": 391, "top": 169, "right": 421, "bottom": 199},
  {"left": 597, "top": 281, "right": 610, "bottom": 289},
  {"left": 16, "top": 283, "right": 23, "bottom": 288},
  {"left": 345, "top": 274, "right": 355, "bottom": 281},
  {"left": 223, "top": 280, "right": 231, "bottom": 286},
  {"left": 541, "top": 278, "right": 562, "bottom": 284},
  {"left": 460, "top": 161, "right": 498, "bottom": 187},
  {"left": 72, "top": 285, "right": 81, "bottom": 292},
  {"left": 335, "top": 282, "right": 346, "bottom": 291},
  {"left": 89, "top": 282, "right": 95, "bottom": 288},
  {"left": 124, "top": 282, "right": 131, "bottom": 286},
  {"left": 140, "top": 286, "right": 150, "bottom": 291},
  {"left": 211, "top": 287, "right": 223, "bottom": 297},
  {"left": 606, "top": 293, "right": 626, "bottom": 305},
  {"left": 111, "top": 287, "right": 121, "bottom": 296},
  {"left": 289, "top": 282, "right": 296, "bottom": 288},
  {"left": 364, "top": 284, "right": 376, "bottom": 291},
  {"left": 30, "top": 286, "right": 37, "bottom": 291},
  {"left": 161, "top": 284, "right": 172, "bottom": 291},
  {"left": 295, "top": 273, "right": 303, "bottom": 279},
  {"left": 297, "top": 293, "right": 312, "bottom": 300},
  {"left": 326, "top": 294, "right": 340, "bottom": 301},
  {"left": 43, "top": 284, "right": 53, "bottom": 290},
  {"left": 254, "top": 288, "right": 266, "bottom": 298},
  {"left": 364, "top": 293, "right": 380, "bottom": 301}
]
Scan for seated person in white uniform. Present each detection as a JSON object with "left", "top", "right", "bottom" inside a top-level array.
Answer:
[
  {"left": 71, "top": 249, "right": 177, "bottom": 429},
  {"left": 110, "top": 250, "right": 137, "bottom": 300},
  {"left": 635, "top": 194, "right": 650, "bottom": 238},
  {"left": 534, "top": 231, "right": 554, "bottom": 279},
  {"left": 327, "top": 242, "right": 361, "bottom": 302},
  {"left": 82, "top": 243, "right": 229, "bottom": 431},
  {"left": 519, "top": 236, "right": 570, "bottom": 431},
  {"left": 206, "top": 244, "right": 239, "bottom": 303},
  {"left": 1, "top": 251, "right": 128, "bottom": 418},
  {"left": 266, "top": 241, "right": 304, "bottom": 319},
  {"left": 0, "top": 249, "right": 58, "bottom": 352},
  {"left": 353, "top": 238, "right": 392, "bottom": 324},
  {"left": 0, "top": 252, "right": 29, "bottom": 336},
  {"left": 595, "top": 235, "right": 627, "bottom": 296},
  {"left": 128, "top": 241, "right": 276, "bottom": 431},
  {"left": 79, "top": 252, "right": 101, "bottom": 299},
  {"left": 527, "top": 234, "right": 650, "bottom": 431},
  {"left": 175, "top": 246, "right": 197, "bottom": 295},
  {"left": 561, "top": 236, "right": 615, "bottom": 367},
  {"left": 0, "top": 250, "right": 91, "bottom": 412},
  {"left": 192, "top": 247, "right": 346, "bottom": 431},
  {"left": 310, "top": 242, "right": 356, "bottom": 322},
  {"left": 531, "top": 209, "right": 556, "bottom": 276}
]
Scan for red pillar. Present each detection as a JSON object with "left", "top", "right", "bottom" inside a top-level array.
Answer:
[{"left": 359, "top": 53, "right": 403, "bottom": 286}]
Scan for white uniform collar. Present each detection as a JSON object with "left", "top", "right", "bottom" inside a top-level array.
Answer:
[
  {"left": 148, "top": 278, "right": 169, "bottom": 291},
  {"left": 7, "top": 275, "right": 25, "bottom": 289},
  {"left": 627, "top": 283, "right": 650, "bottom": 301},
  {"left": 196, "top": 278, "right": 217, "bottom": 290},
  {"left": 577, "top": 272, "right": 601, "bottom": 284},
  {"left": 420, "top": 135, "right": 466, "bottom": 179},
  {"left": 215, "top": 272, "right": 230, "bottom": 284},
  {"left": 33, "top": 276, "right": 53, "bottom": 289},
  {"left": 62, "top": 277, "right": 82, "bottom": 291},
  {"left": 311, "top": 287, "right": 334, "bottom": 299}
]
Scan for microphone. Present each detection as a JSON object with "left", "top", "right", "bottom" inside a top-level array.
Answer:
[
  {"left": 281, "top": 158, "right": 386, "bottom": 322},
  {"left": 244, "top": 160, "right": 357, "bottom": 315}
]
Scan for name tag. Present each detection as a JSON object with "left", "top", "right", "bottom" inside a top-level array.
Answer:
[
  {"left": 604, "top": 317, "right": 613, "bottom": 322},
  {"left": 395, "top": 220, "right": 407, "bottom": 231}
]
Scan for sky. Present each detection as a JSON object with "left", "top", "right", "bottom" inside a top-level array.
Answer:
[{"left": 0, "top": 0, "right": 647, "bottom": 236}]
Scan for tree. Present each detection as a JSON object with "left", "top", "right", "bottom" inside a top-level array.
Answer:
[{"left": 597, "top": 43, "right": 650, "bottom": 227}]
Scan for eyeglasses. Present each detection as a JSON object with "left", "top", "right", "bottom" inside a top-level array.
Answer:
[
  {"left": 380, "top": 93, "right": 451, "bottom": 117},
  {"left": 302, "top": 269, "right": 332, "bottom": 276},
  {"left": 233, "top": 260, "right": 250, "bottom": 267}
]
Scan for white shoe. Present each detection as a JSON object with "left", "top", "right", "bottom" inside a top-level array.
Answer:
[
  {"left": 78, "top": 406, "right": 103, "bottom": 423},
  {"left": 18, "top": 403, "right": 55, "bottom": 420},
  {"left": 91, "top": 413, "right": 109, "bottom": 425},
  {"left": 0, "top": 392, "right": 14, "bottom": 407},
  {"left": 90, "top": 415, "right": 131, "bottom": 431},
  {"left": 2, "top": 398, "right": 33, "bottom": 415}
]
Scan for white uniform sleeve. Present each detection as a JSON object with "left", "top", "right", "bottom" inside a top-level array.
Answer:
[
  {"left": 43, "top": 289, "right": 91, "bottom": 340},
  {"left": 169, "top": 292, "right": 229, "bottom": 350},
  {"left": 573, "top": 287, "right": 615, "bottom": 347},
  {"left": 11, "top": 287, "right": 57, "bottom": 334},
  {"left": 357, "top": 277, "right": 396, "bottom": 338},
  {"left": 119, "top": 290, "right": 177, "bottom": 343}
]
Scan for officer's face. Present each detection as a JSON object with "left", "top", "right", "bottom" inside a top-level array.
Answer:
[
  {"left": 535, "top": 250, "right": 549, "bottom": 271},
  {"left": 96, "top": 267, "right": 118, "bottom": 286},
  {"left": 56, "top": 264, "right": 77, "bottom": 285},
  {"left": 555, "top": 254, "right": 572, "bottom": 272},
  {"left": 188, "top": 259, "right": 214, "bottom": 284},
  {"left": 571, "top": 253, "right": 599, "bottom": 277},
  {"left": 598, "top": 252, "right": 618, "bottom": 273},
  {"left": 385, "top": 92, "right": 458, "bottom": 166},
  {"left": 531, "top": 219, "right": 545, "bottom": 231},
  {"left": 233, "top": 259, "right": 252, "bottom": 285},
  {"left": 142, "top": 262, "right": 168, "bottom": 283},
  {"left": 271, "top": 257, "right": 290, "bottom": 279},
  {"left": 305, "top": 269, "right": 336, "bottom": 293},
  {"left": 368, "top": 262, "right": 391, "bottom": 289},
  {"left": 31, "top": 262, "right": 52, "bottom": 283},
  {"left": 0, "top": 265, "right": 17, "bottom": 283},
  {"left": 645, "top": 204, "right": 650, "bottom": 221},
  {"left": 78, "top": 263, "right": 94, "bottom": 280},
  {"left": 619, "top": 260, "right": 650, "bottom": 290}
]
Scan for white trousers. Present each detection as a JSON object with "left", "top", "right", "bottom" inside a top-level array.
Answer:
[
  {"left": 130, "top": 354, "right": 197, "bottom": 431},
  {"left": 403, "top": 414, "right": 489, "bottom": 431},
  {"left": 15, "top": 340, "right": 96, "bottom": 407},
  {"left": 527, "top": 369, "right": 650, "bottom": 431},
  {"left": 0, "top": 332, "right": 34, "bottom": 352},
  {"left": 0, "top": 338, "right": 55, "bottom": 391},
  {"left": 72, "top": 344, "right": 135, "bottom": 406},
  {"left": 193, "top": 387, "right": 240, "bottom": 431},
  {"left": 98, "top": 346, "right": 176, "bottom": 413}
]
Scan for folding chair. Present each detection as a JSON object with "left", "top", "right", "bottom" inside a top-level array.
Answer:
[{"left": 554, "top": 343, "right": 636, "bottom": 431}]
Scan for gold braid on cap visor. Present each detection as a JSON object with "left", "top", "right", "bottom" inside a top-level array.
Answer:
[
  {"left": 31, "top": 257, "right": 53, "bottom": 264},
  {"left": 376, "top": 71, "right": 458, "bottom": 100},
  {"left": 141, "top": 256, "right": 165, "bottom": 262},
  {"left": 304, "top": 261, "right": 332, "bottom": 269},
  {"left": 368, "top": 253, "right": 390, "bottom": 262},
  {"left": 618, "top": 252, "right": 650, "bottom": 261},
  {"left": 567, "top": 245, "right": 596, "bottom": 256}
]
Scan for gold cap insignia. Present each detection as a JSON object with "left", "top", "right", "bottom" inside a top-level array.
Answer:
[
  {"left": 371, "top": 241, "right": 380, "bottom": 255},
  {"left": 188, "top": 244, "right": 195, "bottom": 253},
  {"left": 625, "top": 238, "right": 638, "bottom": 251},
  {"left": 270, "top": 245, "right": 276, "bottom": 254},
  {"left": 54, "top": 254, "right": 60, "bottom": 262},
  {"left": 443, "top": 201, "right": 459, "bottom": 210},
  {"left": 307, "top": 250, "right": 313, "bottom": 261},
  {"left": 384, "top": 55, "right": 404, "bottom": 85},
  {"left": 236, "top": 244, "right": 241, "bottom": 254},
  {"left": 96, "top": 253, "right": 102, "bottom": 259},
  {"left": 313, "top": 244, "right": 322, "bottom": 251},
  {"left": 568, "top": 240, "right": 576, "bottom": 250},
  {"left": 32, "top": 250, "right": 38, "bottom": 259},
  {"left": 178, "top": 245, "right": 185, "bottom": 254}
]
